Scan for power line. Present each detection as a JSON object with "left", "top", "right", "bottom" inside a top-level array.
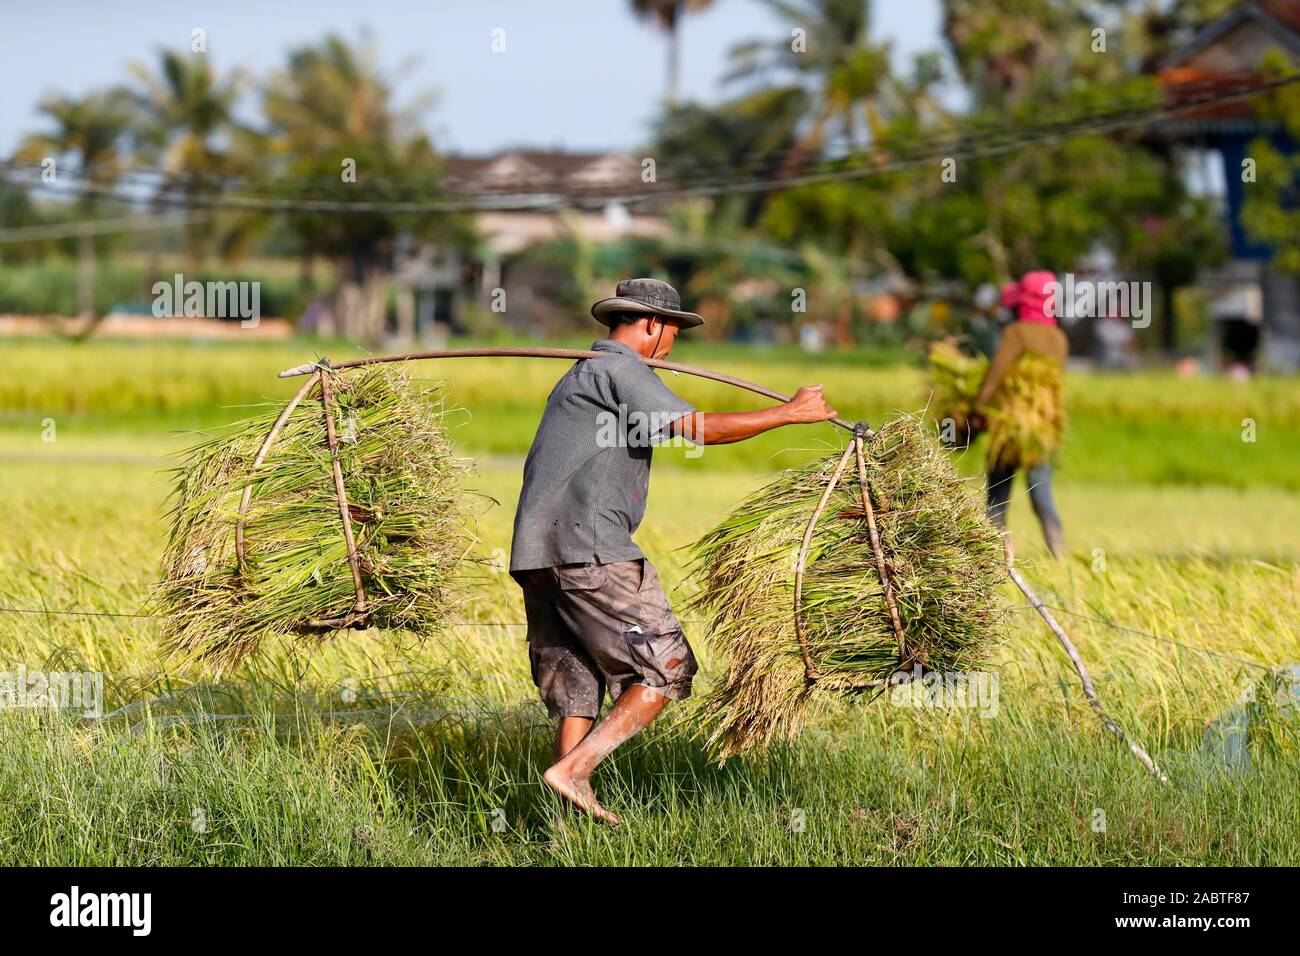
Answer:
[
  {"left": 6, "top": 70, "right": 1297, "bottom": 217},
  {"left": 0, "top": 211, "right": 210, "bottom": 244},
  {"left": 3, "top": 71, "right": 1274, "bottom": 193}
]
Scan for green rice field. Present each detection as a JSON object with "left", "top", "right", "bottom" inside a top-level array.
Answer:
[{"left": 1, "top": 336, "right": 1297, "bottom": 865}]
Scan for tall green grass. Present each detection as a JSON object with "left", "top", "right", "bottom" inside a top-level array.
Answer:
[{"left": 3, "top": 686, "right": 1297, "bottom": 865}]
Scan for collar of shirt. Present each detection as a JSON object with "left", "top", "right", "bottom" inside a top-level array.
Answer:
[{"left": 591, "top": 338, "right": 641, "bottom": 359}]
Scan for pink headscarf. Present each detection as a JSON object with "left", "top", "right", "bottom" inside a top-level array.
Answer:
[{"left": 1015, "top": 271, "right": 1058, "bottom": 325}]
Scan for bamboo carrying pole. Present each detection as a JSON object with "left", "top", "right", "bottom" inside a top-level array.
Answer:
[
  {"left": 1003, "top": 537, "right": 1169, "bottom": 785},
  {"left": 278, "top": 348, "right": 857, "bottom": 432},
  {"left": 249, "top": 350, "right": 851, "bottom": 634}
]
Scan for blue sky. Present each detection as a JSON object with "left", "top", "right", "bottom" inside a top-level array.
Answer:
[{"left": 3, "top": 0, "right": 945, "bottom": 156}]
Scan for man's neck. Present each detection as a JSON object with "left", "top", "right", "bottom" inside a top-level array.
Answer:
[{"left": 606, "top": 328, "right": 655, "bottom": 358}]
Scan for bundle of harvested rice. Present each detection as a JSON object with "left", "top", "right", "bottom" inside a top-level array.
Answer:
[
  {"left": 926, "top": 340, "right": 984, "bottom": 449},
  {"left": 689, "top": 414, "right": 1008, "bottom": 758},
  {"left": 926, "top": 341, "right": 1065, "bottom": 468},
  {"left": 156, "top": 365, "right": 476, "bottom": 668},
  {"left": 983, "top": 353, "right": 1065, "bottom": 470}
]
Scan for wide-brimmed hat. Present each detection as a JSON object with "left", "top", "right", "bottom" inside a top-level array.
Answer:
[{"left": 591, "top": 277, "right": 704, "bottom": 328}]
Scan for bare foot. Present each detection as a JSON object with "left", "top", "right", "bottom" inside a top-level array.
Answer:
[{"left": 543, "top": 765, "right": 621, "bottom": 826}]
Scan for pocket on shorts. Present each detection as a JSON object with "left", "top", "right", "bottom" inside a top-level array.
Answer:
[
  {"left": 625, "top": 628, "right": 698, "bottom": 693},
  {"left": 635, "top": 559, "right": 681, "bottom": 634},
  {"left": 554, "top": 561, "right": 608, "bottom": 592}
]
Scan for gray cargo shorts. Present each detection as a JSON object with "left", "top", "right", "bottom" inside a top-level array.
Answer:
[{"left": 510, "top": 558, "right": 698, "bottom": 719}]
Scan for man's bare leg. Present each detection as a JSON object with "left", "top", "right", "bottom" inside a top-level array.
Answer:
[
  {"left": 555, "top": 716, "right": 594, "bottom": 760},
  {"left": 543, "top": 686, "right": 669, "bottom": 825}
]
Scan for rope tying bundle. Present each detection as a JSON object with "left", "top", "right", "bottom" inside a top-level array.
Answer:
[{"left": 792, "top": 421, "right": 908, "bottom": 687}]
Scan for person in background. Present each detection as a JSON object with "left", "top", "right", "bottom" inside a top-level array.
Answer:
[
  {"left": 968, "top": 271, "right": 1068, "bottom": 557},
  {"left": 968, "top": 282, "right": 1011, "bottom": 358}
]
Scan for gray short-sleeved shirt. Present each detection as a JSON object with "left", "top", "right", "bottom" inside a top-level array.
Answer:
[{"left": 509, "top": 339, "right": 697, "bottom": 571}]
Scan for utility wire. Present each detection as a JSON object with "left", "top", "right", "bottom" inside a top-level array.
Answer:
[
  {"left": 0, "top": 604, "right": 526, "bottom": 626},
  {"left": 0, "top": 211, "right": 210, "bottom": 244},
  {"left": 3, "top": 70, "right": 1278, "bottom": 193},
  {"left": 0, "top": 605, "right": 153, "bottom": 619},
  {"left": 6, "top": 70, "right": 1297, "bottom": 216},
  {"left": 2, "top": 600, "right": 1281, "bottom": 671},
  {"left": 1043, "top": 604, "right": 1276, "bottom": 671}
]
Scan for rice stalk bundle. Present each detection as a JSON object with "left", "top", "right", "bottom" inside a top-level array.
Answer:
[
  {"left": 984, "top": 353, "right": 1065, "bottom": 470},
  {"left": 689, "top": 413, "right": 1008, "bottom": 758},
  {"left": 926, "top": 341, "right": 1066, "bottom": 469},
  {"left": 926, "top": 340, "right": 984, "bottom": 449},
  {"left": 156, "top": 366, "right": 476, "bottom": 668}
]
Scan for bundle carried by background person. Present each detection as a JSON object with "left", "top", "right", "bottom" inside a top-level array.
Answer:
[
  {"left": 928, "top": 340, "right": 1065, "bottom": 470},
  {"left": 928, "top": 272, "right": 1067, "bottom": 470}
]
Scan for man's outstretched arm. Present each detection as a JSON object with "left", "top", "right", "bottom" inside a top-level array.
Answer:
[{"left": 668, "top": 385, "right": 837, "bottom": 446}]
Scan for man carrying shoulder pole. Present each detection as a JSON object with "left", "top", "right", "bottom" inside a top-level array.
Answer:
[{"left": 510, "top": 277, "right": 838, "bottom": 824}]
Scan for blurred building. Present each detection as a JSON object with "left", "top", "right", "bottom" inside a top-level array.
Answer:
[
  {"left": 392, "top": 150, "right": 669, "bottom": 339},
  {"left": 1152, "top": 0, "right": 1300, "bottom": 370},
  {"left": 447, "top": 150, "right": 668, "bottom": 252}
]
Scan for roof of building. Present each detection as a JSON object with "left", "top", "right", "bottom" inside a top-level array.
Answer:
[
  {"left": 1153, "top": 1, "right": 1300, "bottom": 129},
  {"left": 443, "top": 150, "right": 649, "bottom": 195},
  {"left": 1159, "top": 0, "right": 1300, "bottom": 71}
]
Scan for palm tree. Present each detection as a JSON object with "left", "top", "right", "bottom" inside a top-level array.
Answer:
[
  {"left": 127, "top": 49, "right": 245, "bottom": 267},
  {"left": 260, "top": 33, "right": 463, "bottom": 342},
  {"left": 13, "top": 89, "right": 133, "bottom": 328},
  {"left": 15, "top": 90, "right": 132, "bottom": 187},
  {"left": 725, "top": 0, "right": 890, "bottom": 177},
  {"left": 940, "top": 0, "right": 1073, "bottom": 107},
  {"left": 629, "top": 0, "right": 716, "bottom": 105}
]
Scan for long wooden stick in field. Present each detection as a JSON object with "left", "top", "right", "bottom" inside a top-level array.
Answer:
[
  {"left": 277, "top": 348, "right": 857, "bottom": 432},
  {"left": 1004, "top": 537, "right": 1169, "bottom": 785}
]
